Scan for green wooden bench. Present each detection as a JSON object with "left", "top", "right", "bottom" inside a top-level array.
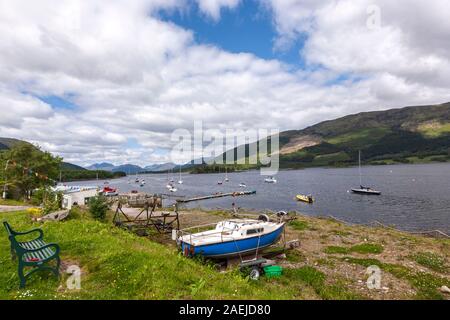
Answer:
[{"left": 3, "top": 221, "right": 61, "bottom": 288}]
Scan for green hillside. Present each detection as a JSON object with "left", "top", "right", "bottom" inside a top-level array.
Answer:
[
  {"left": 0, "top": 137, "right": 85, "bottom": 172},
  {"left": 213, "top": 102, "right": 450, "bottom": 169}
]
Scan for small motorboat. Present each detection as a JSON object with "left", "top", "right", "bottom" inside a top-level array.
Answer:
[
  {"left": 217, "top": 181, "right": 223, "bottom": 185},
  {"left": 101, "top": 186, "right": 118, "bottom": 196},
  {"left": 351, "top": 186, "right": 381, "bottom": 195},
  {"left": 296, "top": 194, "right": 314, "bottom": 204},
  {"left": 176, "top": 218, "right": 285, "bottom": 259},
  {"left": 264, "top": 177, "right": 277, "bottom": 183},
  {"left": 169, "top": 186, "right": 177, "bottom": 192},
  {"left": 239, "top": 183, "right": 247, "bottom": 188}
]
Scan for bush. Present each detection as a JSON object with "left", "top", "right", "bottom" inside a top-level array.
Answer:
[
  {"left": 89, "top": 195, "right": 109, "bottom": 220},
  {"left": 31, "top": 187, "right": 63, "bottom": 215}
]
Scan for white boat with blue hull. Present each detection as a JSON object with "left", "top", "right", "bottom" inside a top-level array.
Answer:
[{"left": 176, "top": 219, "right": 285, "bottom": 259}]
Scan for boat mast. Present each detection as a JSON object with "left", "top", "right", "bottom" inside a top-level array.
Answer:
[{"left": 358, "top": 150, "right": 362, "bottom": 186}]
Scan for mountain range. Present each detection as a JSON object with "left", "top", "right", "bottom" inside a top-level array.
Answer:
[
  {"left": 85, "top": 162, "right": 176, "bottom": 174},
  {"left": 3, "top": 102, "right": 450, "bottom": 173},
  {"left": 216, "top": 102, "right": 450, "bottom": 168}
]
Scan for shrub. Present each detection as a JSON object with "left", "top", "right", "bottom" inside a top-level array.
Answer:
[
  {"left": 89, "top": 195, "right": 109, "bottom": 220},
  {"left": 27, "top": 207, "right": 43, "bottom": 219}
]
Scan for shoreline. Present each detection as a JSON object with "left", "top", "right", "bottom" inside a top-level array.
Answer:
[{"left": 1, "top": 207, "right": 448, "bottom": 300}]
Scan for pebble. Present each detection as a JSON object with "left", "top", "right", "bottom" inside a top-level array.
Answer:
[{"left": 440, "top": 286, "right": 450, "bottom": 294}]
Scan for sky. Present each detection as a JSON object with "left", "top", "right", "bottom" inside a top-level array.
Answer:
[{"left": 1, "top": 0, "right": 450, "bottom": 167}]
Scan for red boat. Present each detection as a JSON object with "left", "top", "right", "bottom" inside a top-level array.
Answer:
[{"left": 101, "top": 186, "right": 118, "bottom": 196}]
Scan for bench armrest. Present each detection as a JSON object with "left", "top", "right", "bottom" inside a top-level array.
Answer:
[
  {"left": 14, "top": 228, "right": 44, "bottom": 239},
  {"left": 26, "top": 243, "right": 60, "bottom": 255}
]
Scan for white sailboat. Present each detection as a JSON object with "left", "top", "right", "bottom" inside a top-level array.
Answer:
[
  {"left": 351, "top": 151, "right": 381, "bottom": 195},
  {"left": 178, "top": 166, "right": 183, "bottom": 184},
  {"left": 264, "top": 176, "right": 277, "bottom": 183},
  {"left": 224, "top": 166, "right": 229, "bottom": 182}
]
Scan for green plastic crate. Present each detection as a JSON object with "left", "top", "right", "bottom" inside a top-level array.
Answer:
[{"left": 263, "top": 265, "right": 283, "bottom": 278}]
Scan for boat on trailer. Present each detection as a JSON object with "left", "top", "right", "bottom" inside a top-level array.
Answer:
[{"left": 175, "top": 219, "right": 285, "bottom": 259}]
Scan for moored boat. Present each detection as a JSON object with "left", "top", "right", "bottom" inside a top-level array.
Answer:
[
  {"left": 351, "top": 187, "right": 381, "bottom": 195},
  {"left": 264, "top": 177, "right": 277, "bottom": 183},
  {"left": 296, "top": 194, "right": 314, "bottom": 203},
  {"left": 351, "top": 151, "right": 381, "bottom": 196},
  {"left": 176, "top": 219, "right": 285, "bottom": 259}
]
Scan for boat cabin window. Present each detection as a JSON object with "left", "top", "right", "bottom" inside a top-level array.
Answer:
[{"left": 246, "top": 228, "right": 264, "bottom": 235}]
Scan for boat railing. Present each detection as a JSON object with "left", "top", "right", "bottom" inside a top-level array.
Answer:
[{"left": 176, "top": 223, "right": 238, "bottom": 244}]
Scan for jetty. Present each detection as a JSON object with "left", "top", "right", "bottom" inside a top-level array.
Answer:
[{"left": 176, "top": 190, "right": 256, "bottom": 203}]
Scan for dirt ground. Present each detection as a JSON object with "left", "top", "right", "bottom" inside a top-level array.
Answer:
[{"left": 113, "top": 205, "right": 449, "bottom": 300}]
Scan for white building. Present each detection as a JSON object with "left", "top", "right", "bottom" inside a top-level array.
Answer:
[{"left": 61, "top": 186, "right": 99, "bottom": 210}]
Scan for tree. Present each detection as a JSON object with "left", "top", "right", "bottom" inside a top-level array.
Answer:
[
  {"left": 0, "top": 143, "right": 61, "bottom": 199},
  {"left": 89, "top": 195, "right": 109, "bottom": 220}
]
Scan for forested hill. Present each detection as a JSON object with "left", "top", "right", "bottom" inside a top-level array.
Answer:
[{"left": 214, "top": 102, "right": 450, "bottom": 169}]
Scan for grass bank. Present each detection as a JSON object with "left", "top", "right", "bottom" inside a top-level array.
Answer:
[{"left": 0, "top": 208, "right": 448, "bottom": 300}]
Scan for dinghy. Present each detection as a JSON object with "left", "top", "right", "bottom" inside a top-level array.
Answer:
[
  {"left": 296, "top": 194, "right": 314, "bottom": 204},
  {"left": 176, "top": 219, "right": 285, "bottom": 259},
  {"left": 264, "top": 177, "right": 277, "bottom": 183},
  {"left": 239, "top": 183, "right": 247, "bottom": 188}
]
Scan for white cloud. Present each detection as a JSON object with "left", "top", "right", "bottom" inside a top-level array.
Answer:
[
  {"left": 0, "top": 0, "right": 449, "bottom": 166},
  {"left": 196, "top": 0, "right": 241, "bottom": 20}
]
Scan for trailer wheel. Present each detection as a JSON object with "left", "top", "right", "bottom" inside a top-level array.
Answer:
[{"left": 249, "top": 267, "right": 260, "bottom": 280}]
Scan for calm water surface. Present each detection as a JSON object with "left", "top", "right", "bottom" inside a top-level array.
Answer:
[{"left": 68, "top": 163, "right": 450, "bottom": 233}]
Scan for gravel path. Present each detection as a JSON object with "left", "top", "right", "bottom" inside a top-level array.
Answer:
[{"left": 0, "top": 205, "right": 32, "bottom": 212}]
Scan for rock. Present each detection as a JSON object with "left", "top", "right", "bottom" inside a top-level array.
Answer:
[
  {"left": 382, "top": 287, "right": 389, "bottom": 291},
  {"left": 275, "top": 253, "right": 287, "bottom": 260},
  {"left": 39, "top": 209, "right": 70, "bottom": 222},
  {"left": 440, "top": 286, "right": 450, "bottom": 294}
]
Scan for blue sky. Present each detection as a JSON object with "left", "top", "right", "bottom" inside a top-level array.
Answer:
[
  {"left": 2, "top": 1, "right": 449, "bottom": 166},
  {"left": 159, "top": 0, "right": 307, "bottom": 67}
]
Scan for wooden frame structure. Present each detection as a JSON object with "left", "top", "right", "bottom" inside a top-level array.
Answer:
[{"left": 113, "top": 197, "right": 179, "bottom": 235}]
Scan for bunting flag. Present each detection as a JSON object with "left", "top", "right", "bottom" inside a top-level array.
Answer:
[{"left": 5, "top": 160, "right": 57, "bottom": 183}]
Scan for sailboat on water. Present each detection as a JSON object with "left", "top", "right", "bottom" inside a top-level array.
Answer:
[
  {"left": 178, "top": 166, "right": 183, "bottom": 184},
  {"left": 351, "top": 151, "right": 381, "bottom": 195},
  {"left": 224, "top": 166, "right": 229, "bottom": 182}
]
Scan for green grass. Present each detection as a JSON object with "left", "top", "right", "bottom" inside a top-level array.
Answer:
[
  {"left": 312, "top": 152, "right": 351, "bottom": 166},
  {"left": 289, "top": 220, "right": 310, "bottom": 231},
  {"left": 342, "top": 257, "right": 450, "bottom": 300},
  {"left": 324, "top": 243, "right": 384, "bottom": 255},
  {"left": 2, "top": 210, "right": 363, "bottom": 300},
  {"left": 0, "top": 199, "right": 28, "bottom": 206},
  {"left": 285, "top": 250, "right": 306, "bottom": 263},
  {"left": 283, "top": 266, "right": 362, "bottom": 300},
  {"left": 1, "top": 211, "right": 307, "bottom": 300},
  {"left": 418, "top": 123, "right": 450, "bottom": 138},
  {"left": 412, "top": 252, "right": 447, "bottom": 274},
  {"left": 326, "top": 127, "right": 391, "bottom": 148}
]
